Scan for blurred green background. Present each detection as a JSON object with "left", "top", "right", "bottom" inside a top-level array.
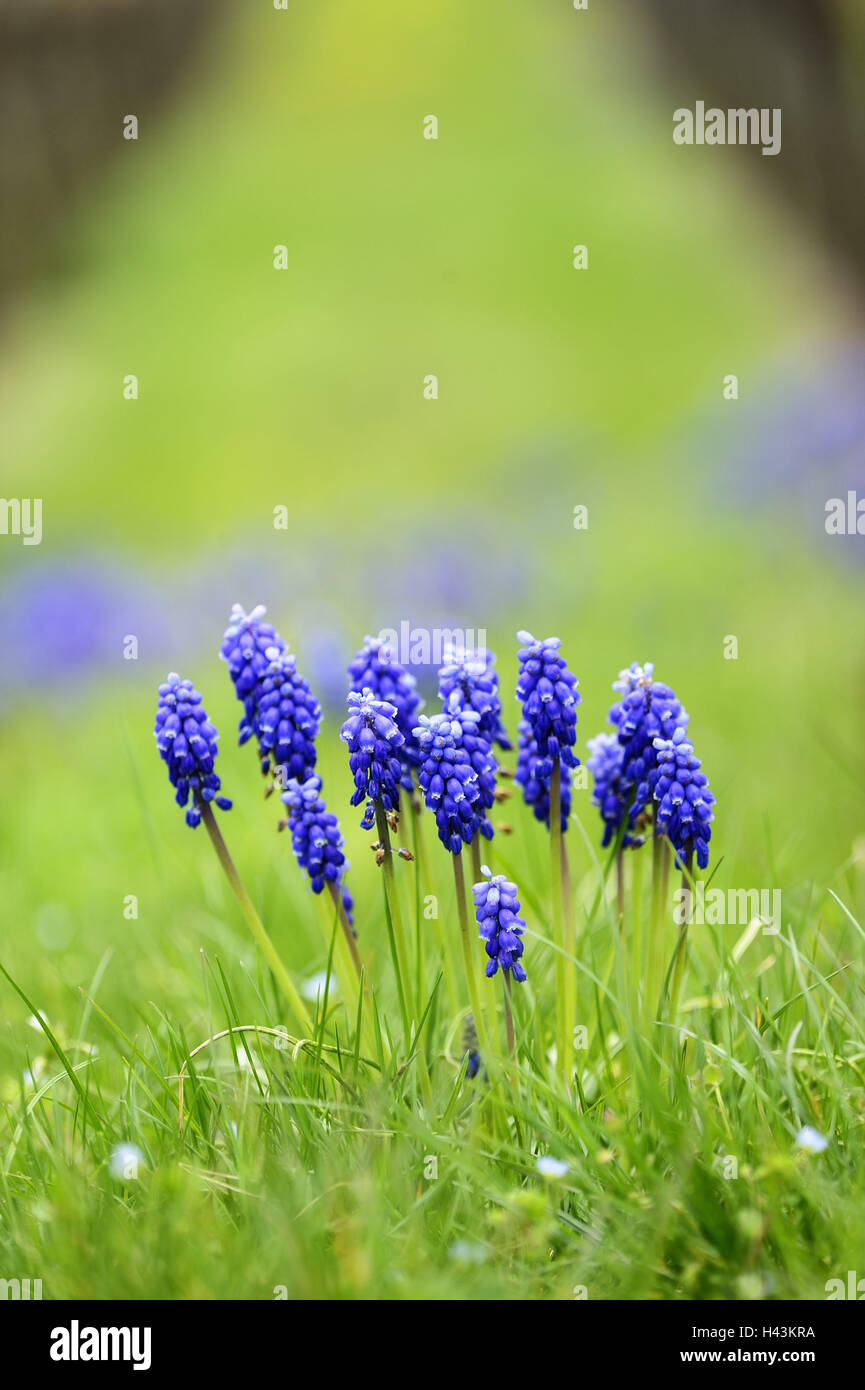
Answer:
[{"left": 0, "top": 0, "right": 863, "bottom": 1095}]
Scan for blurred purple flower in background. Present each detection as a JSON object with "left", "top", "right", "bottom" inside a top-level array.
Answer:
[
  {"left": 698, "top": 341, "right": 865, "bottom": 562},
  {"left": 0, "top": 557, "right": 172, "bottom": 706},
  {"left": 0, "top": 499, "right": 542, "bottom": 708}
]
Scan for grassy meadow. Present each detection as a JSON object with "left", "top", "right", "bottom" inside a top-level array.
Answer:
[{"left": 0, "top": 0, "right": 863, "bottom": 1301}]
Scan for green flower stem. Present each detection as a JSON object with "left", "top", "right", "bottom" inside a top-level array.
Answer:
[
  {"left": 318, "top": 889, "right": 381, "bottom": 1063},
  {"left": 630, "top": 844, "right": 644, "bottom": 1021},
  {"left": 201, "top": 803, "right": 313, "bottom": 1037},
  {"left": 452, "top": 849, "right": 490, "bottom": 1058},
  {"left": 326, "top": 879, "right": 365, "bottom": 981},
  {"left": 561, "top": 830, "right": 576, "bottom": 1079},
  {"left": 548, "top": 762, "right": 570, "bottom": 1087},
  {"left": 503, "top": 972, "right": 515, "bottom": 1056},
  {"left": 407, "top": 801, "right": 426, "bottom": 1023},
  {"left": 667, "top": 847, "right": 694, "bottom": 1044},
  {"left": 646, "top": 831, "right": 672, "bottom": 1033},
  {"left": 470, "top": 837, "right": 483, "bottom": 887},
  {"left": 374, "top": 802, "right": 415, "bottom": 1038},
  {"left": 411, "top": 789, "right": 459, "bottom": 1018}
]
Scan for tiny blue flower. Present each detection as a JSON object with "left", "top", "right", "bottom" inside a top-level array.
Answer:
[
  {"left": 154, "top": 673, "right": 232, "bottom": 828},
  {"left": 438, "top": 643, "right": 511, "bottom": 749},
  {"left": 413, "top": 711, "right": 485, "bottom": 852},
  {"left": 281, "top": 775, "right": 353, "bottom": 924},
  {"left": 340, "top": 688, "right": 404, "bottom": 829},
  {"left": 461, "top": 1014, "right": 483, "bottom": 1080},
  {"left": 795, "top": 1125, "right": 829, "bottom": 1154},
  {"left": 649, "top": 727, "right": 716, "bottom": 869},
  {"left": 472, "top": 865, "right": 527, "bottom": 982},
  {"left": 347, "top": 636, "right": 423, "bottom": 788},
  {"left": 536, "top": 1155, "right": 569, "bottom": 1179}
]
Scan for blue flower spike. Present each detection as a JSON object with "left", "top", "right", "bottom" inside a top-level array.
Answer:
[
  {"left": 340, "top": 688, "right": 405, "bottom": 830},
  {"left": 586, "top": 732, "right": 639, "bottom": 849},
  {"left": 220, "top": 604, "right": 320, "bottom": 784},
  {"left": 413, "top": 710, "right": 489, "bottom": 853},
  {"left": 516, "top": 718, "right": 571, "bottom": 831},
  {"left": 649, "top": 727, "right": 716, "bottom": 869},
  {"left": 514, "top": 632, "right": 580, "bottom": 828},
  {"left": 438, "top": 643, "right": 511, "bottom": 750},
  {"left": 472, "top": 866, "right": 527, "bottom": 983},
  {"left": 347, "top": 637, "right": 422, "bottom": 790},
  {"left": 154, "top": 673, "right": 232, "bottom": 828},
  {"left": 281, "top": 774, "right": 354, "bottom": 925}
]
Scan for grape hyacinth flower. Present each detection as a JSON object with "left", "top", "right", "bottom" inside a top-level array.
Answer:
[
  {"left": 586, "top": 732, "right": 641, "bottom": 849},
  {"left": 414, "top": 711, "right": 493, "bottom": 1056},
  {"left": 220, "top": 604, "right": 286, "bottom": 743},
  {"left": 515, "top": 631, "right": 580, "bottom": 776},
  {"left": 648, "top": 728, "right": 715, "bottom": 869},
  {"left": 446, "top": 697, "right": 497, "bottom": 836},
  {"left": 153, "top": 672, "right": 311, "bottom": 1035},
  {"left": 255, "top": 647, "right": 321, "bottom": 782},
  {"left": 340, "top": 689, "right": 404, "bottom": 830},
  {"left": 472, "top": 867, "right": 527, "bottom": 983},
  {"left": 220, "top": 604, "right": 320, "bottom": 783},
  {"left": 154, "top": 674, "right": 232, "bottom": 828},
  {"left": 515, "top": 632, "right": 578, "bottom": 1086},
  {"left": 413, "top": 711, "right": 486, "bottom": 853},
  {"left": 347, "top": 637, "right": 422, "bottom": 790},
  {"left": 438, "top": 644, "right": 511, "bottom": 750},
  {"left": 281, "top": 775, "right": 354, "bottom": 925},
  {"left": 516, "top": 719, "right": 571, "bottom": 831},
  {"left": 608, "top": 662, "right": 688, "bottom": 832},
  {"left": 341, "top": 689, "right": 419, "bottom": 1049}
]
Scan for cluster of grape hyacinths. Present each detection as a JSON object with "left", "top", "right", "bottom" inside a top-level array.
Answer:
[
  {"left": 472, "top": 867, "right": 527, "bottom": 982},
  {"left": 347, "top": 637, "right": 422, "bottom": 790},
  {"left": 438, "top": 644, "right": 511, "bottom": 750},
  {"left": 413, "top": 711, "right": 489, "bottom": 852},
  {"left": 515, "top": 718, "right": 571, "bottom": 830},
  {"left": 340, "top": 689, "right": 404, "bottom": 830},
  {"left": 281, "top": 775, "right": 353, "bottom": 923},
  {"left": 221, "top": 605, "right": 319, "bottom": 781},
  {"left": 607, "top": 662, "right": 688, "bottom": 833},
  {"left": 648, "top": 728, "right": 715, "bottom": 869},
  {"left": 586, "top": 732, "right": 639, "bottom": 849},
  {"left": 151, "top": 610, "right": 723, "bottom": 1082},
  {"left": 515, "top": 630, "right": 580, "bottom": 783},
  {"left": 154, "top": 675, "right": 232, "bottom": 828}
]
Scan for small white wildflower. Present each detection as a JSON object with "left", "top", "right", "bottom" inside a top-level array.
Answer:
[
  {"left": 109, "top": 1142, "right": 145, "bottom": 1181},
  {"left": 448, "top": 1241, "right": 487, "bottom": 1264},
  {"left": 536, "top": 1155, "right": 569, "bottom": 1179},
  {"left": 301, "top": 970, "right": 339, "bottom": 1001},
  {"left": 795, "top": 1126, "right": 829, "bottom": 1154}
]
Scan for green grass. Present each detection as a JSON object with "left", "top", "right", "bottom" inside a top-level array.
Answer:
[
  {"left": 0, "top": 670, "right": 863, "bottom": 1301},
  {"left": 0, "top": 0, "right": 864, "bottom": 1301}
]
